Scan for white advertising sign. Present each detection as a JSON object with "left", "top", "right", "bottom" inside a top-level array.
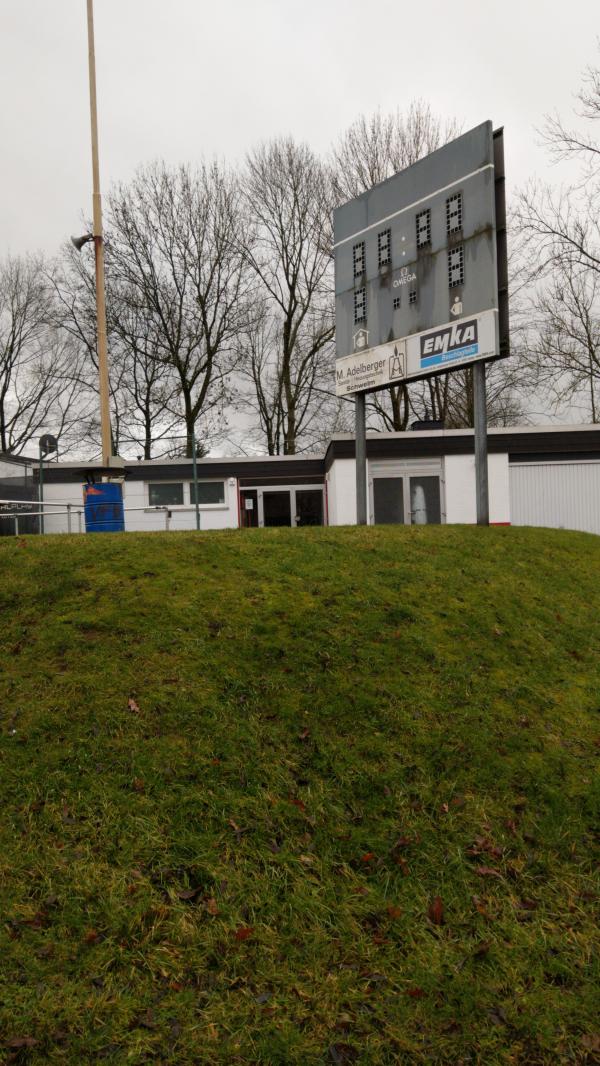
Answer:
[{"left": 335, "top": 309, "right": 498, "bottom": 397}]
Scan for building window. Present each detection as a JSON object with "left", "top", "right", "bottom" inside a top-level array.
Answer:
[
  {"left": 393, "top": 296, "right": 401, "bottom": 310},
  {"left": 377, "top": 228, "right": 391, "bottom": 268},
  {"left": 446, "top": 193, "right": 462, "bottom": 234},
  {"left": 354, "top": 287, "right": 366, "bottom": 324},
  {"left": 448, "top": 245, "right": 464, "bottom": 287},
  {"left": 149, "top": 483, "right": 184, "bottom": 507},
  {"left": 190, "top": 481, "right": 225, "bottom": 506},
  {"left": 416, "top": 209, "right": 431, "bottom": 248},
  {"left": 409, "top": 289, "right": 417, "bottom": 305},
  {"left": 353, "top": 241, "right": 365, "bottom": 278}
]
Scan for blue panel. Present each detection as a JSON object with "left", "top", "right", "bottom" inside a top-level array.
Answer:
[{"left": 83, "top": 482, "right": 125, "bottom": 533}]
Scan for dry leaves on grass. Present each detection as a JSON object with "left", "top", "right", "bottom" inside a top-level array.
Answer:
[
  {"left": 233, "top": 926, "right": 254, "bottom": 941},
  {"left": 472, "top": 895, "right": 491, "bottom": 918},
  {"left": 428, "top": 896, "right": 444, "bottom": 925},
  {"left": 475, "top": 866, "right": 503, "bottom": 879},
  {"left": 177, "top": 887, "right": 202, "bottom": 901}
]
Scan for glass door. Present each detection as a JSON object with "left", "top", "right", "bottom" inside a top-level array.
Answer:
[
  {"left": 409, "top": 477, "right": 441, "bottom": 524},
  {"left": 373, "top": 478, "right": 405, "bottom": 524},
  {"left": 263, "top": 491, "right": 292, "bottom": 527},
  {"left": 240, "top": 489, "right": 258, "bottom": 528},
  {"left": 371, "top": 475, "right": 441, "bottom": 525},
  {"left": 294, "top": 490, "right": 323, "bottom": 526}
]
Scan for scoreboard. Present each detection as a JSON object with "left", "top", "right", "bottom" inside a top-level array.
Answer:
[{"left": 334, "top": 121, "right": 508, "bottom": 397}]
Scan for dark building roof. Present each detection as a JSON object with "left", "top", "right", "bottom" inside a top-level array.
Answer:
[
  {"left": 324, "top": 426, "right": 600, "bottom": 469},
  {"left": 31, "top": 425, "right": 600, "bottom": 483},
  {"left": 0, "top": 452, "right": 35, "bottom": 467},
  {"left": 35, "top": 454, "right": 327, "bottom": 485}
]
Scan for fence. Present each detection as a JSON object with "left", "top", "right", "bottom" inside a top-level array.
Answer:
[
  {"left": 0, "top": 499, "right": 187, "bottom": 536},
  {"left": 0, "top": 471, "right": 38, "bottom": 536}
]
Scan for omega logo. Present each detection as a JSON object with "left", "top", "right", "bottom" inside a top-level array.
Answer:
[{"left": 393, "top": 268, "right": 417, "bottom": 288}]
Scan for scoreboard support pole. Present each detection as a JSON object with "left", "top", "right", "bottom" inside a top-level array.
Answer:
[
  {"left": 473, "top": 361, "right": 490, "bottom": 526},
  {"left": 355, "top": 392, "right": 368, "bottom": 525}
]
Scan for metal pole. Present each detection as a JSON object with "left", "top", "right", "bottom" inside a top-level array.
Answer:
[
  {"left": 86, "top": 0, "right": 112, "bottom": 467},
  {"left": 39, "top": 445, "right": 44, "bottom": 535},
  {"left": 67, "top": 504, "right": 72, "bottom": 535},
  {"left": 15, "top": 515, "right": 19, "bottom": 537},
  {"left": 191, "top": 432, "right": 200, "bottom": 532},
  {"left": 355, "top": 392, "right": 367, "bottom": 525},
  {"left": 473, "top": 361, "right": 489, "bottom": 526}
]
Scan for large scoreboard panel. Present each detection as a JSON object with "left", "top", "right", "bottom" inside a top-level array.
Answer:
[{"left": 334, "top": 122, "right": 507, "bottom": 397}]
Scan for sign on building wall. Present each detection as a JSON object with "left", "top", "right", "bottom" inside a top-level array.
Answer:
[{"left": 334, "top": 121, "right": 508, "bottom": 396}]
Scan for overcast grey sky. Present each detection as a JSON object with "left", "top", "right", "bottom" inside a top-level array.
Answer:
[{"left": 1, "top": 0, "right": 597, "bottom": 258}]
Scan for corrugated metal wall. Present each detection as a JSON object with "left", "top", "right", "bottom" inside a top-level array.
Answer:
[{"left": 510, "top": 462, "right": 600, "bottom": 534}]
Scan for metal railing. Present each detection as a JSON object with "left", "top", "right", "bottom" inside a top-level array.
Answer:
[{"left": 0, "top": 500, "right": 186, "bottom": 535}]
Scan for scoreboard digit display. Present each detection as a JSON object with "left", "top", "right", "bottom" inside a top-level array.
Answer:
[{"left": 334, "top": 121, "right": 508, "bottom": 397}]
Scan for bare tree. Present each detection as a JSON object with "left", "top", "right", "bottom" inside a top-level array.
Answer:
[
  {"left": 366, "top": 384, "right": 412, "bottom": 432},
  {"left": 332, "top": 101, "right": 461, "bottom": 203},
  {"left": 106, "top": 161, "right": 250, "bottom": 456},
  {"left": 0, "top": 255, "right": 85, "bottom": 455},
  {"left": 238, "top": 307, "right": 284, "bottom": 455},
  {"left": 53, "top": 241, "right": 186, "bottom": 458},
  {"left": 240, "top": 138, "right": 335, "bottom": 455},
  {"left": 542, "top": 57, "right": 600, "bottom": 175},
  {"left": 517, "top": 50, "right": 600, "bottom": 278},
  {"left": 52, "top": 244, "right": 131, "bottom": 457},
  {"left": 515, "top": 54, "right": 600, "bottom": 422},
  {"left": 522, "top": 265, "right": 600, "bottom": 422},
  {"left": 114, "top": 286, "right": 183, "bottom": 457}
]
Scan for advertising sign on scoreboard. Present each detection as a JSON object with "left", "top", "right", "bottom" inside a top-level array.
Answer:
[{"left": 333, "top": 121, "right": 508, "bottom": 397}]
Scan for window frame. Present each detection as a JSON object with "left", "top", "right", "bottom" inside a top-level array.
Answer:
[
  {"left": 353, "top": 286, "right": 367, "bottom": 325},
  {"left": 416, "top": 208, "right": 431, "bottom": 248},
  {"left": 145, "top": 479, "right": 228, "bottom": 511},
  {"left": 189, "top": 479, "right": 227, "bottom": 508},
  {"left": 377, "top": 228, "right": 392, "bottom": 269},
  {"left": 147, "top": 481, "right": 185, "bottom": 508},
  {"left": 446, "top": 192, "right": 463, "bottom": 235},
  {"left": 447, "top": 245, "right": 465, "bottom": 288},
  {"left": 353, "top": 240, "right": 365, "bottom": 278}
]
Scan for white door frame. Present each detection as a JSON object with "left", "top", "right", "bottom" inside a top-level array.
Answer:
[
  {"left": 241, "top": 484, "right": 325, "bottom": 528},
  {"left": 368, "top": 459, "right": 445, "bottom": 525}
]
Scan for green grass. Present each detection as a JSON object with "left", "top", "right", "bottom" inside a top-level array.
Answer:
[{"left": 0, "top": 525, "right": 599, "bottom": 1065}]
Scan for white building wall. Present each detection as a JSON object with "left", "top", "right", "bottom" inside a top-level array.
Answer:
[
  {"left": 443, "top": 453, "right": 510, "bottom": 524},
  {"left": 40, "top": 481, "right": 85, "bottom": 534},
  {"left": 326, "top": 460, "right": 356, "bottom": 526},
  {"left": 327, "top": 452, "right": 512, "bottom": 527},
  {"left": 0, "top": 459, "right": 26, "bottom": 478},
  {"left": 510, "top": 461, "right": 600, "bottom": 535},
  {"left": 28, "top": 451, "right": 600, "bottom": 536},
  {"left": 122, "top": 478, "right": 238, "bottom": 532},
  {"left": 39, "top": 478, "right": 239, "bottom": 534}
]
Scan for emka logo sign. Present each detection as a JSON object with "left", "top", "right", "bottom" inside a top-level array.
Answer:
[{"left": 420, "top": 319, "right": 479, "bottom": 370}]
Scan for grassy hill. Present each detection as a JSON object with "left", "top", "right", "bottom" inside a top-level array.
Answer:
[{"left": 0, "top": 526, "right": 599, "bottom": 1065}]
